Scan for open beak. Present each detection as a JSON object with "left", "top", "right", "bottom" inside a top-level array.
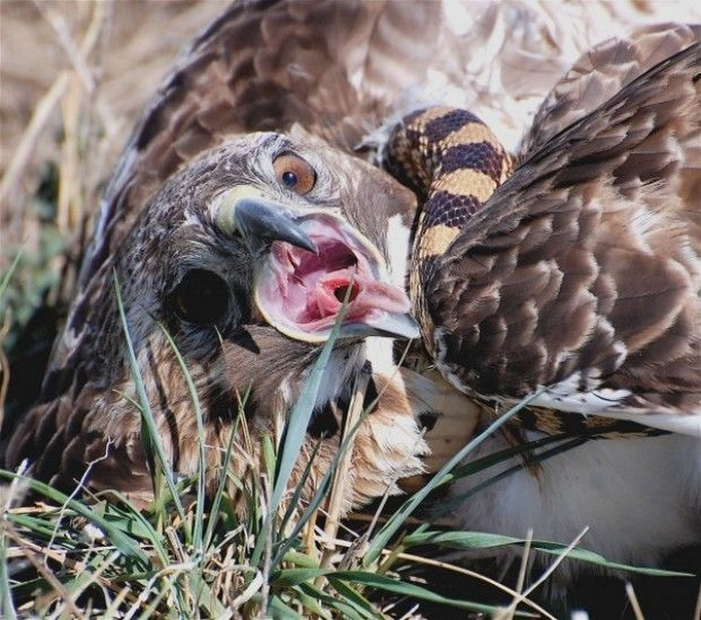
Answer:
[{"left": 213, "top": 186, "right": 419, "bottom": 343}]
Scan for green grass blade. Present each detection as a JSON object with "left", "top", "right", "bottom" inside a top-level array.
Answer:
[
  {"left": 430, "top": 436, "right": 588, "bottom": 523},
  {"left": 0, "top": 520, "right": 17, "bottom": 620},
  {"left": 268, "top": 595, "right": 306, "bottom": 619},
  {"left": 365, "top": 391, "right": 542, "bottom": 564},
  {"left": 272, "top": 440, "right": 329, "bottom": 564},
  {"left": 289, "top": 583, "right": 335, "bottom": 619},
  {"left": 0, "top": 248, "right": 23, "bottom": 303},
  {"left": 203, "top": 419, "right": 240, "bottom": 552},
  {"left": 272, "top": 567, "right": 333, "bottom": 587},
  {"left": 250, "top": 307, "right": 347, "bottom": 571},
  {"left": 446, "top": 432, "right": 578, "bottom": 482},
  {"left": 271, "top": 407, "right": 374, "bottom": 567},
  {"left": 157, "top": 324, "right": 207, "bottom": 556},
  {"left": 324, "top": 579, "right": 376, "bottom": 619},
  {"left": 402, "top": 530, "right": 695, "bottom": 577},
  {"left": 329, "top": 570, "right": 529, "bottom": 616},
  {"left": 269, "top": 323, "right": 342, "bottom": 514},
  {"left": 113, "top": 272, "right": 187, "bottom": 529},
  {"left": 0, "top": 470, "right": 147, "bottom": 564},
  {"left": 298, "top": 581, "right": 368, "bottom": 619},
  {"left": 93, "top": 493, "right": 170, "bottom": 566}
]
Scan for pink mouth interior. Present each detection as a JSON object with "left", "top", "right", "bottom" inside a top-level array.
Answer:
[{"left": 257, "top": 218, "right": 411, "bottom": 335}]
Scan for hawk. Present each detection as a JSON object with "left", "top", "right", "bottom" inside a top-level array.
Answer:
[
  {"left": 3, "top": 0, "right": 478, "bottom": 511},
  {"left": 2, "top": 0, "right": 700, "bottom": 605}
]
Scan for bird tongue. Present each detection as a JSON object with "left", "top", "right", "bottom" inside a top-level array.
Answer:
[
  {"left": 281, "top": 251, "right": 409, "bottom": 326},
  {"left": 254, "top": 214, "right": 416, "bottom": 342}
]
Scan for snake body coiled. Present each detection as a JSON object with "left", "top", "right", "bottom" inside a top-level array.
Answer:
[{"left": 385, "top": 106, "right": 512, "bottom": 359}]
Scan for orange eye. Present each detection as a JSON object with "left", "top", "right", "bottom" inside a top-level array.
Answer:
[{"left": 273, "top": 153, "right": 316, "bottom": 195}]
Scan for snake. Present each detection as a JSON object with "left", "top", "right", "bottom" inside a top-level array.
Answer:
[{"left": 383, "top": 105, "right": 665, "bottom": 440}]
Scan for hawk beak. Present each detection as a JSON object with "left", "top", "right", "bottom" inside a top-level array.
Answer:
[
  {"left": 213, "top": 186, "right": 419, "bottom": 343},
  {"left": 214, "top": 187, "right": 317, "bottom": 256}
]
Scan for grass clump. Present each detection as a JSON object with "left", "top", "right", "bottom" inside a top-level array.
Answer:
[{"left": 0, "top": 277, "right": 537, "bottom": 618}]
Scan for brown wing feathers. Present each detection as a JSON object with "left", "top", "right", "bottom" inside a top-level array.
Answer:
[
  {"left": 390, "top": 34, "right": 701, "bottom": 419},
  {"left": 2, "top": 1, "right": 439, "bottom": 508}
]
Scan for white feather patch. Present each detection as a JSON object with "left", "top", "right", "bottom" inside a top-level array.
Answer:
[
  {"left": 385, "top": 213, "right": 410, "bottom": 287},
  {"left": 445, "top": 431, "right": 701, "bottom": 582}
]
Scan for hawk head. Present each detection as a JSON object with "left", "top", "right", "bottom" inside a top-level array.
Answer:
[
  {"left": 4, "top": 126, "right": 438, "bottom": 509},
  {"left": 210, "top": 129, "right": 419, "bottom": 343}
]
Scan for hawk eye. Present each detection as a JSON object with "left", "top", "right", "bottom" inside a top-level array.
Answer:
[
  {"left": 171, "top": 269, "right": 229, "bottom": 326},
  {"left": 273, "top": 153, "right": 316, "bottom": 195}
]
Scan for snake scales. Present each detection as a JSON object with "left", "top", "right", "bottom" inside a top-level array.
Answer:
[{"left": 384, "top": 106, "right": 666, "bottom": 439}]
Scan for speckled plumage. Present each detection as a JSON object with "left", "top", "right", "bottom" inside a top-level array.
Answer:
[
  {"left": 2, "top": 1, "right": 700, "bottom": 597},
  {"left": 3, "top": 0, "right": 475, "bottom": 512},
  {"left": 391, "top": 27, "right": 701, "bottom": 435},
  {"left": 383, "top": 22, "right": 701, "bottom": 585}
]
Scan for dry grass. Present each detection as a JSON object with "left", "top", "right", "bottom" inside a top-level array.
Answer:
[
  {"left": 1, "top": 1, "right": 224, "bottom": 285},
  {"left": 0, "top": 314, "right": 569, "bottom": 617}
]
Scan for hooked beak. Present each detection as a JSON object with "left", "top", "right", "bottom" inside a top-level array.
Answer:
[
  {"left": 213, "top": 185, "right": 419, "bottom": 343},
  {"left": 227, "top": 196, "right": 318, "bottom": 256}
]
